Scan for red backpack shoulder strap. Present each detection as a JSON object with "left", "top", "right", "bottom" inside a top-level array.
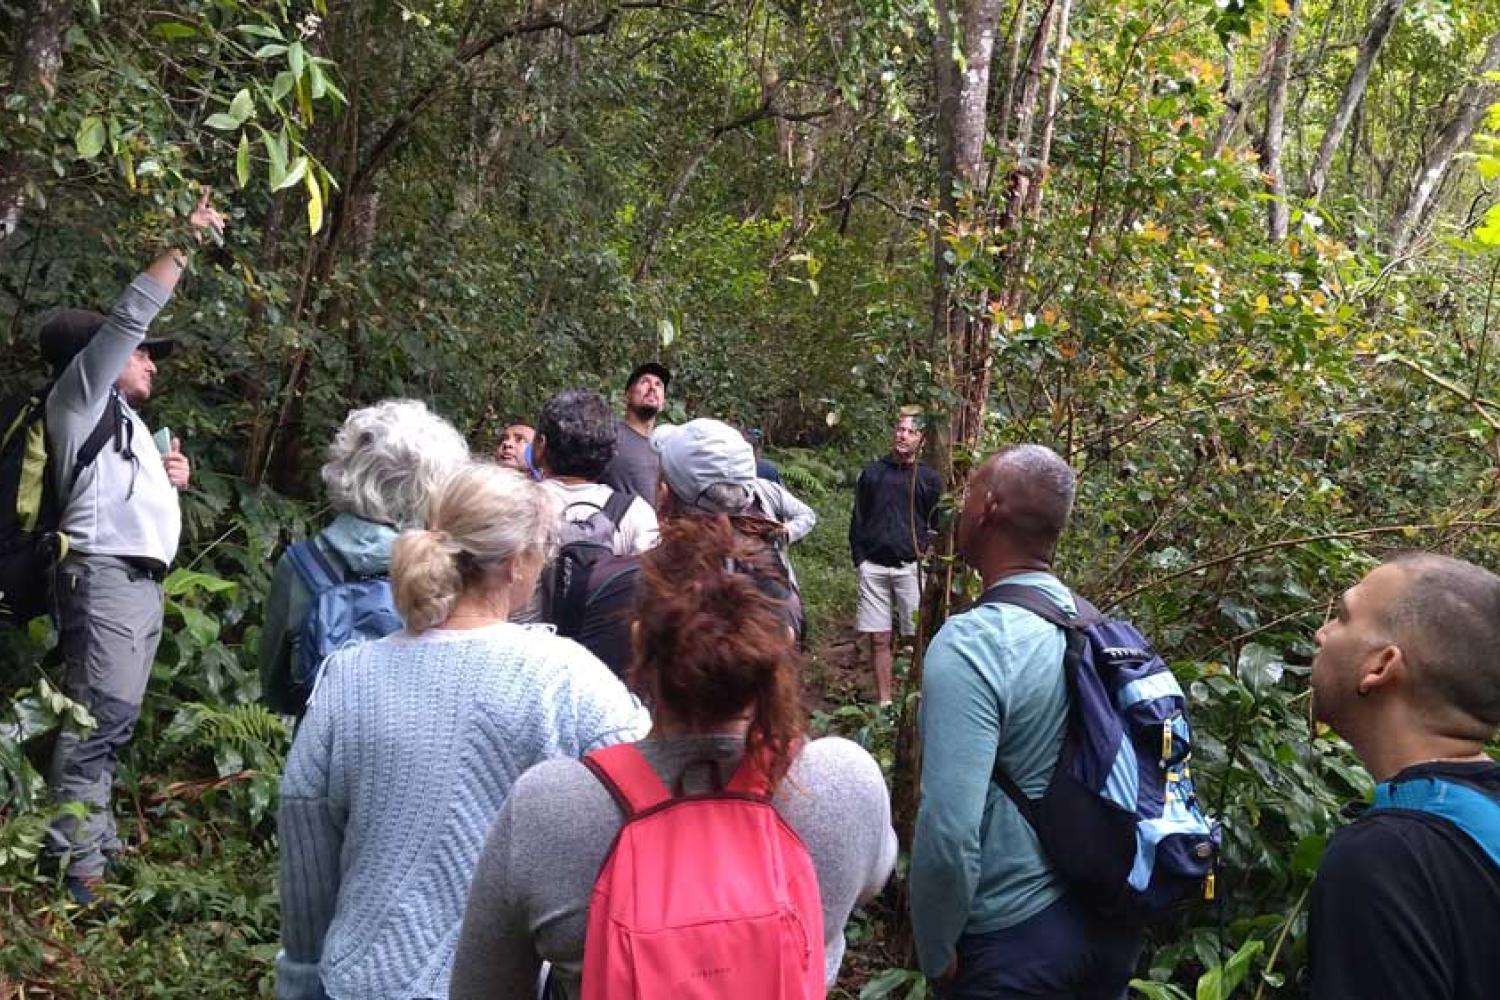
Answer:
[
  {"left": 724, "top": 739, "right": 805, "bottom": 799},
  {"left": 584, "top": 743, "right": 672, "bottom": 815}
]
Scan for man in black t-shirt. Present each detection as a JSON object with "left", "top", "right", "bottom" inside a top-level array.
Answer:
[{"left": 1308, "top": 552, "right": 1500, "bottom": 1000}]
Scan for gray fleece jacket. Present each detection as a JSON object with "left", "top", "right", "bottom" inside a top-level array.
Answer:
[
  {"left": 45, "top": 274, "right": 178, "bottom": 564},
  {"left": 449, "top": 734, "right": 897, "bottom": 1000}
]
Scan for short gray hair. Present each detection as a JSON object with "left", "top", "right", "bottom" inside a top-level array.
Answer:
[
  {"left": 321, "top": 400, "right": 471, "bottom": 529},
  {"left": 693, "top": 482, "right": 755, "bottom": 515},
  {"left": 991, "top": 443, "right": 1076, "bottom": 544},
  {"left": 1384, "top": 552, "right": 1500, "bottom": 732}
]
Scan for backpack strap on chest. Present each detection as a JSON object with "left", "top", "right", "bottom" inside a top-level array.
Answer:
[
  {"left": 601, "top": 488, "right": 633, "bottom": 527},
  {"left": 65, "top": 389, "right": 128, "bottom": 496},
  {"left": 585, "top": 743, "right": 672, "bottom": 816},
  {"left": 1371, "top": 775, "right": 1500, "bottom": 870},
  {"left": 976, "top": 583, "right": 1096, "bottom": 821}
]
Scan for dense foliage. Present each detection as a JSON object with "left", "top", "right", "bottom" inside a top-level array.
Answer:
[{"left": 4, "top": 0, "right": 1500, "bottom": 995}]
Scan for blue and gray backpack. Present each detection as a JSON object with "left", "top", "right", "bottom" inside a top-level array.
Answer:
[
  {"left": 282, "top": 540, "right": 403, "bottom": 713},
  {"left": 982, "top": 584, "right": 1222, "bottom": 920}
]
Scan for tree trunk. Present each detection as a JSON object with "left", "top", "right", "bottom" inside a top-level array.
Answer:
[
  {"left": 0, "top": 0, "right": 75, "bottom": 255},
  {"left": 1304, "top": 0, "right": 1404, "bottom": 201},
  {"left": 1209, "top": 40, "right": 1274, "bottom": 160},
  {"left": 1262, "top": 0, "right": 1301, "bottom": 241},
  {"left": 889, "top": 0, "right": 1009, "bottom": 908},
  {"left": 1388, "top": 30, "right": 1500, "bottom": 257},
  {"left": 1021, "top": 0, "right": 1071, "bottom": 219}
]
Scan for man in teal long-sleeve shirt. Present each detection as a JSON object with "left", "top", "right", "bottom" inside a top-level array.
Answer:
[{"left": 910, "top": 445, "right": 1141, "bottom": 999}]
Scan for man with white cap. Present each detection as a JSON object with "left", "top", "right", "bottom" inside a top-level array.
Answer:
[{"left": 652, "top": 418, "right": 816, "bottom": 633}]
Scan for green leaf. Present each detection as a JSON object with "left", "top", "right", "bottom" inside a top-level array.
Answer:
[
  {"left": 203, "top": 112, "right": 242, "bottom": 131},
  {"left": 173, "top": 603, "right": 221, "bottom": 646},
  {"left": 74, "top": 116, "right": 105, "bottom": 159},
  {"left": 228, "top": 88, "right": 255, "bottom": 124},
  {"left": 274, "top": 156, "right": 308, "bottom": 192},
  {"left": 1238, "top": 642, "right": 1285, "bottom": 693},
  {"left": 237, "top": 23, "right": 284, "bottom": 40},
  {"left": 254, "top": 43, "right": 289, "bottom": 59},
  {"left": 235, "top": 131, "right": 251, "bottom": 189},
  {"left": 164, "top": 569, "right": 239, "bottom": 597},
  {"left": 1292, "top": 833, "right": 1327, "bottom": 876},
  {"left": 261, "top": 126, "right": 289, "bottom": 186},
  {"left": 308, "top": 59, "right": 327, "bottom": 100},
  {"left": 151, "top": 20, "right": 198, "bottom": 39},
  {"left": 288, "top": 41, "right": 306, "bottom": 79},
  {"left": 860, "top": 968, "right": 918, "bottom": 1000},
  {"left": 305, "top": 164, "right": 324, "bottom": 234},
  {"left": 1475, "top": 203, "right": 1500, "bottom": 248},
  {"left": 1196, "top": 939, "right": 1264, "bottom": 1000},
  {"left": 271, "top": 70, "right": 296, "bottom": 103}
]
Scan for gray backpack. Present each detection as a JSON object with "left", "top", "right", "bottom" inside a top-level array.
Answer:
[{"left": 539, "top": 490, "right": 635, "bottom": 637}]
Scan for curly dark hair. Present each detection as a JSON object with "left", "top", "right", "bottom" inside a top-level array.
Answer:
[
  {"left": 630, "top": 515, "right": 805, "bottom": 786},
  {"left": 536, "top": 389, "right": 617, "bottom": 479}
]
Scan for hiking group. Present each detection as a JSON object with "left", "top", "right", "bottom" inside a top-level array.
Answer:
[{"left": 2, "top": 203, "right": 1498, "bottom": 1000}]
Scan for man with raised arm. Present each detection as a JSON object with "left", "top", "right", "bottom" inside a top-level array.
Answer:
[
  {"left": 40, "top": 190, "right": 224, "bottom": 906},
  {"left": 910, "top": 445, "right": 1140, "bottom": 999},
  {"left": 1308, "top": 552, "right": 1500, "bottom": 1000}
]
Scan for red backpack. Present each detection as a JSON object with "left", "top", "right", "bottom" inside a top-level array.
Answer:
[{"left": 580, "top": 742, "right": 826, "bottom": 999}]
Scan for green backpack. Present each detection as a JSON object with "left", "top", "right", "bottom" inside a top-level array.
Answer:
[{"left": 0, "top": 385, "right": 120, "bottom": 624}]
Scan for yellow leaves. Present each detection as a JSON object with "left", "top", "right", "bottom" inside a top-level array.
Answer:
[
  {"left": 1476, "top": 204, "right": 1500, "bottom": 248},
  {"left": 1137, "top": 220, "right": 1170, "bottom": 243},
  {"left": 305, "top": 165, "right": 323, "bottom": 235}
]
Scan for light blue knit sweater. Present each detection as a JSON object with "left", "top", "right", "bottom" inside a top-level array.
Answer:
[{"left": 276, "top": 622, "right": 649, "bottom": 1000}]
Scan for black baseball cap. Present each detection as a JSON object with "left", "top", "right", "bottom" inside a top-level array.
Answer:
[
  {"left": 39, "top": 309, "right": 176, "bottom": 373},
  {"left": 625, "top": 361, "right": 671, "bottom": 390}
]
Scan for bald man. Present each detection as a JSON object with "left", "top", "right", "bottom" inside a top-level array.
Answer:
[
  {"left": 910, "top": 445, "right": 1140, "bottom": 999},
  {"left": 1308, "top": 553, "right": 1500, "bottom": 1000}
]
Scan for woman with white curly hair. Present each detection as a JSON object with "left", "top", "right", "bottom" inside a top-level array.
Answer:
[
  {"left": 276, "top": 462, "right": 646, "bottom": 1000},
  {"left": 260, "top": 399, "right": 470, "bottom": 715}
]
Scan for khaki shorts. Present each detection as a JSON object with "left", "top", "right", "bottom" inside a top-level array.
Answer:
[{"left": 856, "top": 560, "right": 920, "bottom": 636}]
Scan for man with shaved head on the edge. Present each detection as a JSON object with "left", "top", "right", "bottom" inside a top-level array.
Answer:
[
  {"left": 910, "top": 445, "right": 1141, "bottom": 999},
  {"left": 1307, "top": 553, "right": 1500, "bottom": 1000}
]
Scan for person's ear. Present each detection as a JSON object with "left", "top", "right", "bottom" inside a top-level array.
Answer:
[
  {"left": 982, "top": 488, "right": 1004, "bottom": 528},
  {"left": 1357, "top": 643, "right": 1406, "bottom": 697}
]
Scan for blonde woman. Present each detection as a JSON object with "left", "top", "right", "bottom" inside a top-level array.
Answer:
[{"left": 275, "top": 463, "right": 647, "bottom": 1000}]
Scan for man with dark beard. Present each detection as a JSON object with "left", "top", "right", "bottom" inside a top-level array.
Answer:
[{"left": 601, "top": 362, "right": 669, "bottom": 501}]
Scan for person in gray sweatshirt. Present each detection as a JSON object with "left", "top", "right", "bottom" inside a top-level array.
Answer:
[
  {"left": 449, "top": 514, "right": 896, "bottom": 1000},
  {"left": 39, "top": 189, "right": 224, "bottom": 905}
]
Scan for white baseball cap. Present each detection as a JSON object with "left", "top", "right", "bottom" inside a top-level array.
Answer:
[{"left": 652, "top": 418, "right": 757, "bottom": 505}]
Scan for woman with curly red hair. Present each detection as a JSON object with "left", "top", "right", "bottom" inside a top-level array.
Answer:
[{"left": 450, "top": 514, "right": 896, "bottom": 999}]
